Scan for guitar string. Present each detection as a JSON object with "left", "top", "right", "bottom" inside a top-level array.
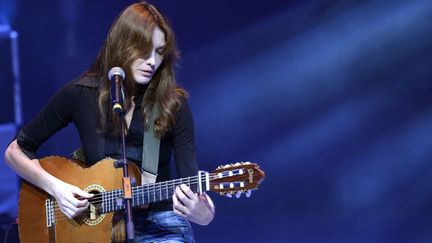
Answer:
[
  {"left": 49, "top": 169, "right": 248, "bottom": 217},
  {"left": 51, "top": 188, "right": 252, "bottom": 222},
  {"left": 49, "top": 178, "right": 212, "bottom": 221},
  {"left": 49, "top": 179, "right": 201, "bottom": 219},
  {"left": 49, "top": 174, "right": 215, "bottom": 219},
  {"left": 49, "top": 176, "right": 203, "bottom": 212},
  {"left": 49, "top": 185, "right": 197, "bottom": 221},
  {"left": 49, "top": 171, "right": 236, "bottom": 212},
  {"left": 48, "top": 171, "right": 247, "bottom": 221}
]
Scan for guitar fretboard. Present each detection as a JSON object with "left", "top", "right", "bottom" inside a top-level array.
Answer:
[{"left": 99, "top": 175, "right": 204, "bottom": 213}]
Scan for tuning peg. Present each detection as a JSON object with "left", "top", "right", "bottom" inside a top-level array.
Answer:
[
  {"left": 246, "top": 190, "right": 252, "bottom": 198},
  {"left": 235, "top": 191, "right": 242, "bottom": 198},
  {"left": 226, "top": 192, "right": 233, "bottom": 198}
]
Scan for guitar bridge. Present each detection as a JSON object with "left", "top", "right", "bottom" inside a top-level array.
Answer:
[{"left": 45, "top": 199, "right": 55, "bottom": 227}]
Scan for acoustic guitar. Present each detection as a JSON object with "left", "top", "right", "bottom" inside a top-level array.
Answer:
[{"left": 18, "top": 156, "right": 265, "bottom": 243}]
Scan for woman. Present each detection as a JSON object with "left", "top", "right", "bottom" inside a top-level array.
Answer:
[{"left": 4, "top": 1, "right": 215, "bottom": 242}]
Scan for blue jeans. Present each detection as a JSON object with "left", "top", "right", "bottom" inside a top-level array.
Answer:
[{"left": 133, "top": 211, "right": 195, "bottom": 243}]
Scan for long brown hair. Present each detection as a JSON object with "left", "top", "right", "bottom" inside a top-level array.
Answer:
[{"left": 87, "top": 1, "right": 187, "bottom": 137}]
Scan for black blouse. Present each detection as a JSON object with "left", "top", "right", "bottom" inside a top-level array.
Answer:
[{"left": 16, "top": 76, "right": 198, "bottom": 211}]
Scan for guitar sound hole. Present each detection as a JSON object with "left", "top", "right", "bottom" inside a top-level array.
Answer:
[{"left": 81, "top": 185, "right": 107, "bottom": 226}]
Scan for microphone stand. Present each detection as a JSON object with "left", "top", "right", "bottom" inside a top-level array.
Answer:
[{"left": 113, "top": 108, "right": 135, "bottom": 242}]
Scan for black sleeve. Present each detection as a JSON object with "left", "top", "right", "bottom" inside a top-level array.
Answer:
[
  {"left": 16, "top": 82, "right": 77, "bottom": 159},
  {"left": 172, "top": 99, "right": 199, "bottom": 177}
]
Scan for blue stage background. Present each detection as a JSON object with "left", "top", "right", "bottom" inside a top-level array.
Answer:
[{"left": 1, "top": 0, "right": 432, "bottom": 242}]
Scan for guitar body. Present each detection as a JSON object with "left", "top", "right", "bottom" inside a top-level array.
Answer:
[{"left": 18, "top": 156, "right": 141, "bottom": 243}]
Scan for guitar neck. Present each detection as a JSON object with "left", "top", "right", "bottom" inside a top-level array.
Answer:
[{"left": 99, "top": 172, "right": 209, "bottom": 214}]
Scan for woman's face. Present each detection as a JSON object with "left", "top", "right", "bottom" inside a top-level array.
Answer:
[{"left": 131, "top": 26, "right": 166, "bottom": 85}]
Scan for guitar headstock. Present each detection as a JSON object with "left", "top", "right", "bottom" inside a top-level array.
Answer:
[{"left": 209, "top": 162, "right": 265, "bottom": 197}]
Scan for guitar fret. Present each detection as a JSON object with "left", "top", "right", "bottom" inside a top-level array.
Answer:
[
  {"left": 113, "top": 190, "right": 117, "bottom": 211},
  {"left": 159, "top": 181, "right": 162, "bottom": 201},
  {"left": 156, "top": 183, "right": 159, "bottom": 202},
  {"left": 166, "top": 182, "right": 169, "bottom": 199},
  {"left": 153, "top": 183, "right": 156, "bottom": 203},
  {"left": 143, "top": 186, "right": 146, "bottom": 204},
  {"left": 146, "top": 184, "right": 149, "bottom": 204},
  {"left": 107, "top": 191, "right": 111, "bottom": 212},
  {"left": 108, "top": 191, "right": 111, "bottom": 212},
  {"left": 140, "top": 186, "right": 143, "bottom": 206},
  {"left": 147, "top": 184, "right": 150, "bottom": 203},
  {"left": 165, "top": 181, "right": 169, "bottom": 200},
  {"left": 109, "top": 191, "right": 112, "bottom": 211},
  {"left": 143, "top": 185, "right": 145, "bottom": 204},
  {"left": 138, "top": 187, "right": 141, "bottom": 206},
  {"left": 104, "top": 191, "right": 108, "bottom": 213},
  {"left": 135, "top": 186, "right": 139, "bottom": 206},
  {"left": 142, "top": 185, "right": 146, "bottom": 205},
  {"left": 144, "top": 185, "right": 147, "bottom": 203},
  {"left": 109, "top": 191, "right": 113, "bottom": 212},
  {"left": 112, "top": 190, "right": 116, "bottom": 211},
  {"left": 150, "top": 184, "right": 153, "bottom": 203},
  {"left": 135, "top": 187, "right": 141, "bottom": 206},
  {"left": 118, "top": 190, "right": 123, "bottom": 210},
  {"left": 165, "top": 183, "right": 169, "bottom": 200},
  {"left": 115, "top": 190, "right": 119, "bottom": 210},
  {"left": 165, "top": 182, "right": 168, "bottom": 199},
  {"left": 111, "top": 190, "right": 117, "bottom": 211},
  {"left": 132, "top": 188, "right": 136, "bottom": 207},
  {"left": 109, "top": 190, "right": 113, "bottom": 212},
  {"left": 108, "top": 191, "right": 112, "bottom": 212},
  {"left": 155, "top": 183, "right": 157, "bottom": 202},
  {"left": 188, "top": 177, "right": 195, "bottom": 192},
  {"left": 153, "top": 184, "right": 155, "bottom": 203},
  {"left": 104, "top": 192, "right": 111, "bottom": 212},
  {"left": 153, "top": 183, "right": 159, "bottom": 202}
]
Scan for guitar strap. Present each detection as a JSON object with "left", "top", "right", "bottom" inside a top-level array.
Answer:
[{"left": 141, "top": 105, "right": 160, "bottom": 185}]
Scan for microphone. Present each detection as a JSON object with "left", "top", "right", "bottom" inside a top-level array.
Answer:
[{"left": 108, "top": 67, "right": 126, "bottom": 114}]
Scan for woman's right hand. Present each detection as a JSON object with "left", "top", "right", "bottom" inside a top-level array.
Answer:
[
  {"left": 4, "top": 140, "right": 93, "bottom": 219},
  {"left": 51, "top": 181, "right": 94, "bottom": 219}
]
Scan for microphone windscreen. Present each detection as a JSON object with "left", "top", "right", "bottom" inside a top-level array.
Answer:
[{"left": 108, "top": 67, "right": 125, "bottom": 81}]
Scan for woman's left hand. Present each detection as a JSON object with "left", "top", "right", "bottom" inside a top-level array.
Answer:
[{"left": 172, "top": 184, "right": 215, "bottom": 225}]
